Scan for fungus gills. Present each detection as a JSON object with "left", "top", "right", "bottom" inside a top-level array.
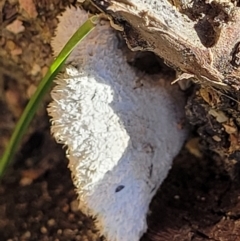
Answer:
[{"left": 48, "top": 7, "right": 188, "bottom": 241}]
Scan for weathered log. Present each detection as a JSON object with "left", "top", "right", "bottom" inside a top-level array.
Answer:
[{"left": 91, "top": 0, "right": 240, "bottom": 90}]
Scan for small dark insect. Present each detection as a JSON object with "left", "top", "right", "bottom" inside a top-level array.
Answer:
[{"left": 115, "top": 185, "right": 125, "bottom": 193}]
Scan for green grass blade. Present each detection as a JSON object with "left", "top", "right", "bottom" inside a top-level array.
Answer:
[{"left": 0, "top": 16, "right": 98, "bottom": 177}]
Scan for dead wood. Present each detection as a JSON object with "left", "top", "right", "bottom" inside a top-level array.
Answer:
[{"left": 91, "top": 0, "right": 240, "bottom": 90}]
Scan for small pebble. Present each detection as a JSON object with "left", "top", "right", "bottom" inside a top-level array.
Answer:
[
  {"left": 40, "top": 226, "right": 48, "bottom": 234},
  {"left": 21, "top": 231, "right": 31, "bottom": 239},
  {"left": 20, "top": 177, "right": 33, "bottom": 186},
  {"left": 6, "top": 40, "right": 16, "bottom": 50},
  {"left": 70, "top": 200, "right": 79, "bottom": 212},
  {"left": 78, "top": 220, "right": 83, "bottom": 226},
  {"left": 75, "top": 235, "right": 81, "bottom": 241},
  {"left": 87, "top": 229, "right": 95, "bottom": 237},
  {"left": 82, "top": 235, "right": 89, "bottom": 241},
  {"left": 11, "top": 47, "right": 22, "bottom": 56},
  {"left": 212, "top": 135, "right": 221, "bottom": 142},
  {"left": 47, "top": 218, "right": 56, "bottom": 227},
  {"left": 62, "top": 204, "right": 69, "bottom": 213},
  {"left": 31, "top": 63, "right": 41, "bottom": 76},
  {"left": 63, "top": 228, "right": 75, "bottom": 238},
  {"left": 19, "top": 0, "right": 38, "bottom": 18},
  {"left": 5, "top": 89, "right": 21, "bottom": 109},
  {"left": 27, "top": 84, "right": 37, "bottom": 98},
  {"left": 174, "top": 195, "right": 180, "bottom": 200},
  {"left": 68, "top": 213, "right": 75, "bottom": 221},
  {"left": 6, "top": 19, "right": 25, "bottom": 34},
  {"left": 49, "top": 3, "right": 54, "bottom": 10}
]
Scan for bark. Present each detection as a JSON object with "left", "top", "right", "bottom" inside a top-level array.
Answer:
[{"left": 91, "top": 0, "right": 240, "bottom": 90}]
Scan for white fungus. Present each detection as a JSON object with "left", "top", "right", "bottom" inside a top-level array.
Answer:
[{"left": 48, "top": 7, "right": 188, "bottom": 241}]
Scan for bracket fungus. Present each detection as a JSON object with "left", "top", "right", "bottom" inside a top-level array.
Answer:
[{"left": 48, "top": 7, "right": 188, "bottom": 241}]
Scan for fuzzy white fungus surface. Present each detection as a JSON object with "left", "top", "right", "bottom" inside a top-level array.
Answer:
[{"left": 48, "top": 7, "right": 188, "bottom": 241}]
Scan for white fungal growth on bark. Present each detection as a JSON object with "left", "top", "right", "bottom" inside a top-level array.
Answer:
[{"left": 48, "top": 7, "right": 188, "bottom": 241}]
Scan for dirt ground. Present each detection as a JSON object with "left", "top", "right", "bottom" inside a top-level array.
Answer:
[{"left": 1, "top": 0, "right": 240, "bottom": 241}]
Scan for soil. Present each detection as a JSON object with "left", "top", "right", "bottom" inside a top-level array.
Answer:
[{"left": 1, "top": 1, "right": 240, "bottom": 241}]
